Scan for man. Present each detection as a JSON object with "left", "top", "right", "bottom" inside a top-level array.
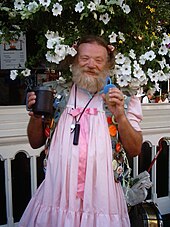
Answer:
[{"left": 19, "top": 35, "right": 143, "bottom": 227}]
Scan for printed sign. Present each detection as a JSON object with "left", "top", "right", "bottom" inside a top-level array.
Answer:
[{"left": 0, "top": 34, "right": 27, "bottom": 69}]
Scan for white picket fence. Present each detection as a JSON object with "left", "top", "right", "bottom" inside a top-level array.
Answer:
[{"left": 0, "top": 104, "right": 170, "bottom": 227}]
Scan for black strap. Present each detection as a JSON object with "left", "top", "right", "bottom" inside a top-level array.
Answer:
[
  {"left": 74, "top": 85, "right": 96, "bottom": 123},
  {"left": 73, "top": 85, "right": 96, "bottom": 145}
]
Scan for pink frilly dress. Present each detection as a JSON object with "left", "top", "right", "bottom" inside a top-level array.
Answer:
[{"left": 19, "top": 85, "right": 142, "bottom": 227}]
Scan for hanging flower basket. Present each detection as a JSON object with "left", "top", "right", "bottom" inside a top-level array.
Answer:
[{"left": 0, "top": 0, "right": 170, "bottom": 92}]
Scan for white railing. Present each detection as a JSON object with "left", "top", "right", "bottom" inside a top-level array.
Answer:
[{"left": 0, "top": 104, "right": 170, "bottom": 227}]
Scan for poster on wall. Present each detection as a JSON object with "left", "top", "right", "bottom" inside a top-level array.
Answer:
[{"left": 0, "top": 33, "right": 27, "bottom": 69}]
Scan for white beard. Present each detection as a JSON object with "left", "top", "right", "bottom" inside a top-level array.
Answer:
[{"left": 72, "top": 64, "right": 108, "bottom": 94}]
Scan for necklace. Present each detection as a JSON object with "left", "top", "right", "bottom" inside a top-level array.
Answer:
[{"left": 72, "top": 85, "right": 96, "bottom": 145}]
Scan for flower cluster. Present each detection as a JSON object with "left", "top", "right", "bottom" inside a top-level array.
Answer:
[
  {"left": 10, "top": 68, "right": 31, "bottom": 80},
  {"left": 0, "top": 0, "right": 170, "bottom": 91},
  {"left": 111, "top": 32, "right": 170, "bottom": 90},
  {"left": 45, "top": 30, "right": 77, "bottom": 64}
]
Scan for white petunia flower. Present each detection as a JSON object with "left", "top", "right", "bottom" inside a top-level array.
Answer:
[
  {"left": 154, "top": 82, "right": 160, "bottom": 91},
  {"left": 28, "top": 1, "right": 39, "bottom": 12},
  {"left": 121, "top": 4, "right": 131, "bottom": 14},
  {"left": 10, "top": 70, "right": 18, "bottom": 80},
  {"left": 133, "top": 67, "right": 145, "bottom": 79},
  {"left": 75, "top": 1, "right": 85, "bottom": 13},
  {"left": 165, "top": 72, "right": 170, "bottom": 79},
  {"left": 130, "top": 78, "right": 142, "bottom": 89},
  {"left": 161, "top": 33, "right": 170, "bottom": 45},
  {"left": 133, "top": 60, "right": 141, "bottom": 70},
  {"left": 45, "top": 30, "right": 61, "bottom": 40},
  {"left": 118, "top": 32, "right": 125, "bottom": 42},
  {"left": 147, "top": 70, "right": 159, "bottom": 82},
  {"left": 87, "top": 2, "right": 96, "bottom": 11},
  {"left": 121, "top": 63, "right": 131, "bottom": 75},
  {"left": 54, "top": 45, "right": 67, "bottom": 57},
  {"left": 137, "top": 74, "right": 147, "bottom": 82},
  {"left": 47, "top": 38, "right": 58, "bottom": 49},
  {"left": 109, "top": 32, "right": 117, "bottom": 43},
  {"left": 39, "top": 0, "right": 51, "bottom": 7},
  {"left": 140, "top": 77, "right": 148, "bottom": 86},
  {"left": 53, "top": 55, "right": 64, "bottom": 63},
  {"left": 46, "top": 52, "right": 64, "bottom": 64},
  {"left": 124, "top": 74, "right": 132, "bottom": 82},
  {"left": 116, "top": 75, "right": 129, "bottom": 87},
  {"left": 113, "top": 65, "right": 122, "bottom": 74},
  {"left": 129, "top": 49, "right": 136, "bottom": 59},
  {"left": 99, "top": 13, "right": 111, "bottom": 25},
  {"left": 158, "top": 45, "right": 168, "bottom": 55},
  {"left": 115, "top": 53, "right": 126, "bottom": 64},
  {"left": 21, "top": 68, "right": 31, "bottom": 77},
  {"left": 144, "top": 50, "right": 156, "bottom": 61},
  {"left": 139, "top": 54, "right": 146, "bottom": 65},
  {"left": 46, "top": 51, "right": 55, "bottom": 63},
  {"left": 45, "top": 31, "right": 77, "bottom": 65},
  {"left": 66, "top": 47, "right": 77, "bottom": 56},
  {"left": 56, "top": 55, "right": 66, "bottom": 63},
  {"left": 157, "top": 70, "right": 168, "bottom": 81},
  {"left": 124, "top": 57, "right": 131, "bottom": 65},
  {"left": 157, "top": 57, "right": 166, "bottom": 70},
  {"left": 14, "top": 0, "right": 25, "bottom": 10},
  {"left": 147, "top": 68, "right": 153, "bottom": 76},
  {"left": 52, "top": 3, "right": 63, "bottom": 16}
]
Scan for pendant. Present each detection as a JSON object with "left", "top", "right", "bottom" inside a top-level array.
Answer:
[
  {"left": 73, "top": 123, "right": 80, "bottom": 145},
  {"left": 70, "top": 124, "right": 75, "bottom": 133}
]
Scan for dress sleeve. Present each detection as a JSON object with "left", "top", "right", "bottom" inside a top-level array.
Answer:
[{"left": 126, "top": 96, "right": 143, "bottom": 131}]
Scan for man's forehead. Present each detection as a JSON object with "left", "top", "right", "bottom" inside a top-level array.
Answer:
[{"left": 78, "top": 42, "right": 108, "bottom": 56}]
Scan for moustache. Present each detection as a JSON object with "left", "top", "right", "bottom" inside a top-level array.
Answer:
[{"left": 83, "top": 69, "right": 97, "bottom": 74}]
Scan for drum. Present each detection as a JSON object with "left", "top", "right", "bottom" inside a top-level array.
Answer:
[{"left": 128, "top": 202, "right": 163, "bottom": 227}]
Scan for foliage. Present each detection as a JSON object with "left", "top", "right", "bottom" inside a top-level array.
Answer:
[{"left": 0, "top": 0, "right": 170, "bottom": 91}]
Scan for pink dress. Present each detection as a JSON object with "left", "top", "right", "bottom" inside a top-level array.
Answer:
[{"left": 19, "top": 85, "right": 142, "bottom": 227}]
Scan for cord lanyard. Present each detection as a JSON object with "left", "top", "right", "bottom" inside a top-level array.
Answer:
[{"left": 72, "top": 86, "right": 96, "bottom": 145}]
